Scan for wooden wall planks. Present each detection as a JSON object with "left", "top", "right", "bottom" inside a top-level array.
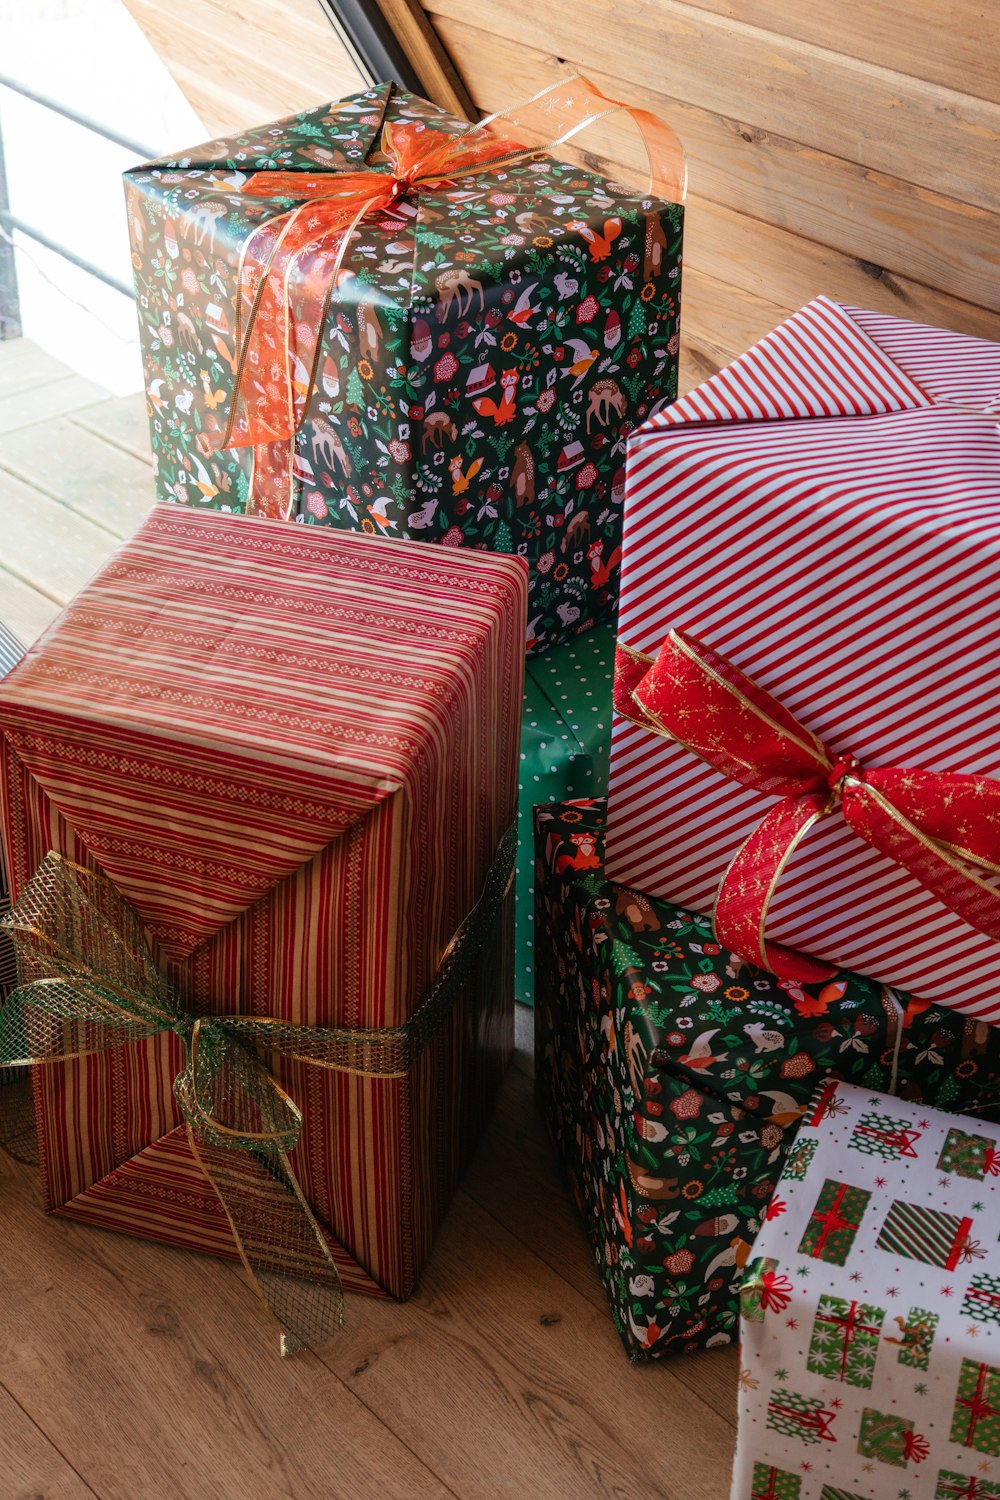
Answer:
[
  {"left": 122, "top": 0, "right": 470, "bottom": 138},
  {"left": 123, "top": 0, "right": 1000, "bottom": 382},
  {"left": 123, "top": 0, "right": 365, "bottom": 137},
  {"left": 419, "top": 0, "right": 1000, "bottom": 380}
]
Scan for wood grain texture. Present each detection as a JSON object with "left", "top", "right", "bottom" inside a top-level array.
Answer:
[
  {"left": 0, "top": 1152, "right": 448, "bottom": 1500},
  {"left": 0, "top": 418, "right": 155, "bottom": 537},
  {"left": 688, "top": 0, "right": 1000, "bottom": 107},
  {"left": 0, "top": 1385, "right": 96, "bottom": 1500},
  {"left": 124, "top": 0, "right": 474, "bottom": 137},
  {"left": 429, "top": 13, "right": 1000, "bottom": 324},
  {"left": 374, "top": 0, "right": 476, "bottom": 118},
  {"left": 0, "top": 472, "right": 118, "bottom": 602},
  {"left": 428, "top": 0, "right": 1000, "bottom": 215},
  {"left": 464, "top": 1063, "right": 741, "bottom": 1429},
  {"left": 1, "top": 1012, "right": 737, "bottom": 1500},
  {"left": 122, "top": 0, "right": 365, "bottom": 137},
  {"left": 71, "top": 393, "right": 154, "bottom": 465},
  {"left": 0, "top": 569, "right": 60, "bottom": 646}
]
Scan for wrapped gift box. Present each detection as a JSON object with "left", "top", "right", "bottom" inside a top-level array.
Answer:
[
  {"left": 516, "top": 621, "right": 614, "bottom": 1002},
  {"left": 606, "top": 298, "right": 1000, "bottom": 1018},
  {"left": 0, "top": 508, "right": 525, "bottom": 1315},
  {"left": 733, "top": 1081, "right": 1000, "bottom": 1496},
  {"left": 534, "top": 799, "right": 1000, "bottom": 1361},
  {"left": 124, "top": 82, "right": 684, "bottom": 655}
]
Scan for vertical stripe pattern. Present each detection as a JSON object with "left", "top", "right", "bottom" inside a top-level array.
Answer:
[
  {"left": 605, "top": 298, "right": 1000, "bottom": 1020},
  {"left": 0, "top": 509, "right": 526, "bottom": 1298}
]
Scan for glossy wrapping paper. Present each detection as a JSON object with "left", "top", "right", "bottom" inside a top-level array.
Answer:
[
  {"left": 124, "top": 82, "right": 683, "bottom": 655},
  {"left": 733, "top": 1081, "right": 1000, "bottom": 1499},
  {"left": 534, "top": 799, "right": 1000, "bottom": 1362},
  {"left": 516, "top": 621, "right": 614, "bottom": 1003}
]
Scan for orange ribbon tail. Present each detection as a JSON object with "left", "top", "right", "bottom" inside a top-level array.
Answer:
[{"left": 219, "top": 76, "right": 686, "bottom": 519}]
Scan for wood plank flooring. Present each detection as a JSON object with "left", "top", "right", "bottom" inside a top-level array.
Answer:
[
  {"left": 0, "top": 345, "right": 155, "bottom": 646},
  {"left": 0, "top": 340, "right": 738, "bottom": 1498},
  {"left": 1, "top": 1015, "right": 738, "bottom": 1500}
]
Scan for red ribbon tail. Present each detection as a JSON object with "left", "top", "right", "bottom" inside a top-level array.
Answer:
[
  {"left": 844, "top": 780, "right": 1000, "bottom": 945},
  {"left": 714, "top": 795, "right": 838, "bottom": 983}
]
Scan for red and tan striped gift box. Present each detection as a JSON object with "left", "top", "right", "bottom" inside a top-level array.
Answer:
[
  {"left": 0, "top": 508, "right": 526, "bottom": 1299},
  {"left": 605, "top": 296, "right": 1000, "bottom": 1022}
]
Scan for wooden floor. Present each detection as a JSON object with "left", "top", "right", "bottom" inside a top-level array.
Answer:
[
  {"left": 0, "top": 341, "right": 156, "bottom": 646},
  {"left": 0, "top": 340, "right": 738, "bottom": 1500}
]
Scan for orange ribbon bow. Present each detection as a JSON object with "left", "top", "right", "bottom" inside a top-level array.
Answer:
[
  {"left": 218, "top": 76, "right": 686, "bottom": 518},
  {"left": 615, "top": 630, "right": 1000, "bottom": 984}
]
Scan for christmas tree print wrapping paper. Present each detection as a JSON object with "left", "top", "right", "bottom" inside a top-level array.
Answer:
[
  {"left": 733, "top": 1080, "right": 1000, "bottom": 1500},
  {"left": 533, "top": 799, "right": 1000, "bottom": 1363},
  {"left": 517, "top": 622, "right": 614, "bottom": 1003},
  {"left": 124, "top": 83, "right": 682, "bottom": 656}
]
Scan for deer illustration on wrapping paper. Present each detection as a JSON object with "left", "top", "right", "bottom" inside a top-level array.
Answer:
[
  {"left": 586, "top": 379, "right": 625, "bottom": 433},
  {"left": 421, "top": 412, "right": 458, "bottom": 452},
  {"left": 436, "top": 268, "right": 485, "bottom": 320},
  {"left": 183, "top": 201, "right": 227, "bottom": 252},
  {"left": 312, "top": 419, "right": 352, "bottom": 478}
]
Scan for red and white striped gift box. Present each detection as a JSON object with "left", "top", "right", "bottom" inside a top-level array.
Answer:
[
  {"left": 605, "top": 297, "right": 1000, "bottom": 1021},
  {"left": 0, "top": 508, "right": 526, "bottom": 1298}
]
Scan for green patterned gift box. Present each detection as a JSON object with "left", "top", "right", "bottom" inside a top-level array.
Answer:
[
  {"left": 805, "top": 1295, "right": 883, "bottom": 1388},
  {"left": 749, "top": 1464, "right": 801, "bottom": 1500},
  {"left": 124, "top": 84, "right": 683, "bottom": 656},
  {"left": 963, "top": 1274, "right": 1000, "bottom": 1327},
  {"left": 797, "top": 1179, "right": 870, "bottom": 1265},
  {"left": 533, "top": 799, "right": 1000, "bottom": 1360},
  {"left": 935, "top": 1469, "right": 1000, "bottom": 1498},
  {"left": 857, "top": 1407, "right": 929, "bottom": 1468},
  {"left": 950, "top": 1360, "right": 1000, "bottom": 1456},
  {"left": 740, "top": 1257, "right": 792, "bottom": 1324},
  {"left": 939, "top": 1126, "right": 1000, "bottom": 1180},
  {"left": 875, "top": 1198, "right": 981, "bottom": 1270},
  {"left": 732, "top": 1078, "right": 1000, "bottom": 1498}
]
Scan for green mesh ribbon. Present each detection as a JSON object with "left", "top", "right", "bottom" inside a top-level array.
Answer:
[{"left": 0, "top": 826, "right": 515, "bottom": 1354}]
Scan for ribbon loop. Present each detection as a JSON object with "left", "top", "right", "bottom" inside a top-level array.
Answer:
[
  {"left": 218, "top": 75, "right": 686, "bottom": 518},
  {"left": 616, "top": 631, "right": 1000, "bottom": 981}
]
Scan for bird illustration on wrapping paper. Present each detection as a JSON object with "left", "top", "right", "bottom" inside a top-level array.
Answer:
[{"left": 126, "top": 85, "right": 683, "bottom": 655}]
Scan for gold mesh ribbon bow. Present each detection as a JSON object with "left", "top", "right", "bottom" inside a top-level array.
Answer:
[{"left": 0, "top": 827, "right": 515, "bottom": 1354}]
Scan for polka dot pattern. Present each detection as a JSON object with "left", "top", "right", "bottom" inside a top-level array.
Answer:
[{"left": 516, "top": 622, "right": 615, "bottom": 1004}]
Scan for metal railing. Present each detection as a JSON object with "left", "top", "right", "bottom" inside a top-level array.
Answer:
[{"left": 0, "top": 73, "right": 157, "bottom": 337}]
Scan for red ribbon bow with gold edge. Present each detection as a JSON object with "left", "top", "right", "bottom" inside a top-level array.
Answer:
[
  {"left": 218, "top": 75, "right": 686, "bottom": 518},
  {"left": 614, "top": 630, "right": 1000, "bottom": 984}
]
